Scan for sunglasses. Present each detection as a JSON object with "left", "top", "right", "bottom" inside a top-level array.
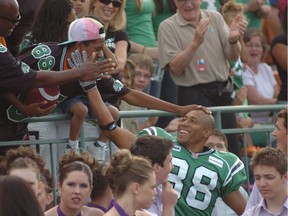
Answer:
[
  {"left": 99, "top": 0, "right": 121, "bottom": 8},
  {"left": 0, "top": 14, "right": 21, "bottom": 26}
]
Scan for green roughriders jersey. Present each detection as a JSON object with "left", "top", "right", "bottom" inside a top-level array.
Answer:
[
  {"left": 171, "top": 144, "right": 246, "bottom": 216},
  {"left": 138, "top": 127, "right": 246, "bottom": 216}
]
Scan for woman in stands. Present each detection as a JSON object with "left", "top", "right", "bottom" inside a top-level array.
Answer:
[
  {"left": 45, "top": 150, "right": 104, "bottom": 216},
  {"left": 104, "top": 149, "right": 157, "bottom": 216},
  {"left": 243, "top": 28, "right": 280, "bottom": 124}
]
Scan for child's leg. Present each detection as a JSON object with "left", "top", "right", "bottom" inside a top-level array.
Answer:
[
  {"left": 69, "top": 102, "right": 88, "bottom": 142},
  {"left": 60, "top": 96, "right": 88, "bottom": 149}
]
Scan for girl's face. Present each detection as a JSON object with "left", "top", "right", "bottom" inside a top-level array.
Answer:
[
  {"left": 135, "top": 172, "right": 157, "bottom": 210},
  {"left": 58, "top": 171, "right": 92, "bottom": 210},
  {"left": 93, "top": 0, "right": 121, "bottom": 25},
  {"left": 246, "top": 35, "right": 263, "bottom": 65},
  {"left": 9, "top": 168, "right": 40, "bottom": 196}
]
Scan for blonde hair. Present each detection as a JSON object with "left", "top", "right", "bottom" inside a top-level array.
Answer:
[
  {"left": 129, "top": 53, "right": 154, "bottom": 74},
  {"left": 221, "top": 1, "right": 245, "bottom": 26},
  {"left": 88, "top": 0, "right": 127, "bottom": 31}
]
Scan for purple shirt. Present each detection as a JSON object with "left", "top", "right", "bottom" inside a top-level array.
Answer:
[
  {"left": 242, "top": 198, "right": 288, "bottom": 216},
  {"left": 144, "top": 186, "right": 175, "bottom": 216},
  {"left": 246, "top": 182, "right": 288, "bottom": 211}
]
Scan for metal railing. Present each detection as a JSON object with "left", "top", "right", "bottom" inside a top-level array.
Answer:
[{"left": 0, "top": 104, "right": 286, "bottom": 195}]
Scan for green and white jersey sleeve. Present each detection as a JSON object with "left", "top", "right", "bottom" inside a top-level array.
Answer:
[{"left": 169, "top": 144, "right": 246, "bottom": 216}]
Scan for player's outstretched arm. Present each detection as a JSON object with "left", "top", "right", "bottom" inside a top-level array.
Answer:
[
  {"left": 86, "top": 86, "right": 136, "bottom": 149},
  {"left": 120, "top": 90, "right": 208, "bottom": 116},
  {"left": 223, "top": 189, "right": 247, "bottom": 215}
]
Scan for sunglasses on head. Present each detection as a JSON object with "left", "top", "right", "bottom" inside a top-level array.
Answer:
[{"left": 99, "top": 0, "right": 121, "bottom": 8}]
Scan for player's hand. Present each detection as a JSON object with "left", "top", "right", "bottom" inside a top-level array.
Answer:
[
  {"left": 179, "top": 104, "right": 212, "bottom": 116},
  {"left": 20, "top": 101, "right": 56, "bottom": 117}
]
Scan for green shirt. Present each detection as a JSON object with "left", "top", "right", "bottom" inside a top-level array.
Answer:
[
  {"left": 236, "top": 0, "right": 270, "bottom": 29},
  {"left": 153, "top": 0, "right": 174, "bottom": 40},
  {"left": 125, "top": 0, "right": 156, "bottom": 47},
  {"left": 201, "top": 0, "right": 222, "bottom": 11}
]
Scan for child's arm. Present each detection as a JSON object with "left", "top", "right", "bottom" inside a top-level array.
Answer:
[{"left": 102, "top": 44, "right": 119, "bottom": 66}]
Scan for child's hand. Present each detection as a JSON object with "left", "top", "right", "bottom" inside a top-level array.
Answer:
[{"left": 67, "top": 50, "right": 87, "bottom": 68}]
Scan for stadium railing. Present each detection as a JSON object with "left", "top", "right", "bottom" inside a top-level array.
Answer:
[{"left": 0, "top": 104, "right": 286, "bottom": 195}]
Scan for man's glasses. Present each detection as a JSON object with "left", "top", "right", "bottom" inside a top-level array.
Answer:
[
  {"left": 0, "top": 14, "right": 21, "bottom": 26},
  {"left": 99, "top": 0, "right": 121, "bottom": 8}
]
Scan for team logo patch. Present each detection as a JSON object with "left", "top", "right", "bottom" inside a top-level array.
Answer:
[
  {"left": 208, "top": 156, "right": 223, "bottom": 168},
  {"left": 113, "top": 80, "right": 124, "bottom": 92},
  {"left": 173, "top": 145, "right": 181, "bottom": 152},
  {"left": 21, "top": 62, "right": 31, "bottom": 74},
  {"left": 0, "top": 43, "right": 7, "bottom": 53}
]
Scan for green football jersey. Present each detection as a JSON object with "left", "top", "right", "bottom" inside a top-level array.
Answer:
[{"left": 170, "top": 144, "right": 246, "bottom": 216}]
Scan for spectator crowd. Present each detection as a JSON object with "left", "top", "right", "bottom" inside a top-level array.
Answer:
[{"left": 0, "top": 0, "right": 287, "bottom": 215}]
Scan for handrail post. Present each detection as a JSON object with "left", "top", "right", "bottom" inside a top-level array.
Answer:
[{"left": 213, "top": 110, "right": 222, "bottom": 129}]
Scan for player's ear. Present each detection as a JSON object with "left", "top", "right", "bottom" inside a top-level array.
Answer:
[{"left": 203, "top": 128, "right": 212, "bottom": 139}]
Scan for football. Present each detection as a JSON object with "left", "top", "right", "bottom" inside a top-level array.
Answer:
[{"left": 25, "top": 86, "right": 60, "bottom": 109}]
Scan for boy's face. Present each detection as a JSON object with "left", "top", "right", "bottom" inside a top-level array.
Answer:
[
  {"left": 205, "top": 135, "right": 227, "bottom": 152},
  {"left": 154, "top": 152, "right": 173, "bottom": 185},
  {"left": 78, "top": 39, "right": 105, "bottom": 61},
  {"left": 132, "top": 66, "right": 151, "bottom": 91},
  {"left": 254, "top": 165, "right": 287, "bottom": 201}
]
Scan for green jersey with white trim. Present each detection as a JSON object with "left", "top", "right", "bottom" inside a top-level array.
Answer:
[{"left": 170, "top": 143, "right": 246, "bottom": 216}]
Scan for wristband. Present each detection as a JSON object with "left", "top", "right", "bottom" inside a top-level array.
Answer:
[
  {"left": 99, "top": 121, "right": 117, "bottom": 131},
  {"left": 79, "top": 80, "right": 96, "bottom": 92}
]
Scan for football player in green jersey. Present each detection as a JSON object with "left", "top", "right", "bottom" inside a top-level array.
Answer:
[{"left": 138, "top": 109, "right": 247, "bottom": 216}]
